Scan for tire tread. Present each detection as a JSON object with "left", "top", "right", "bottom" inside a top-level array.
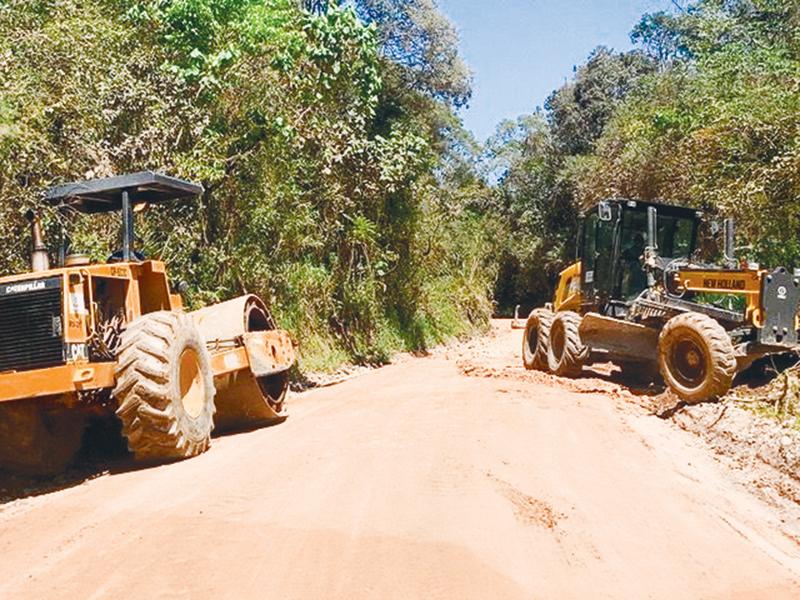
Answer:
[
  {"left": 658, "top": 312, "right": 736, "bottom": 402},
  {"left": 113, "top": 311, "right": 215, "bottom": 461},
  {"left": 548, "top": 311, "right": 586, "bottom": 377}
]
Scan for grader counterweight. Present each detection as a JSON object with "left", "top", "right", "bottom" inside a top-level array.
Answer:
[
  {"left": 0, "top": 172, "right": 295, "bottom": 473},
  {"left": 523, "top": 199, "right": 800, "bottom": 402}
]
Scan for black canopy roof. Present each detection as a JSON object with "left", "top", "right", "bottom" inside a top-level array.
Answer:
[{"left": 44, "top": 171, "right": 203, "bottom": 214}]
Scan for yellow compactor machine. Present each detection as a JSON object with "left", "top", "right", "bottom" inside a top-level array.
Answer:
[
  {"left": 0, "top": 172, "right": 295, "bottom": 473},
  {"left": 524, "top": 199, "right": 800, "bottom": 402}
]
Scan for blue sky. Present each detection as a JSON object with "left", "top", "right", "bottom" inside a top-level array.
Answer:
[{"left": 438, "top": 0, "right": 674, "bottom": 141}]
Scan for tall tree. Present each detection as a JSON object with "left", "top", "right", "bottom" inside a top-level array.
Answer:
[
  {"left": 325, "top": 0, "right": 473, "bottom": 107},
  {"left": 630, "top": 11, "right": 695, "bottom": 63},
  {"left": 544, "top": 47, "right": 656, "bottom": 156},
  {"left": 0, "top": 0, "right": 497, "bottom": 368}
]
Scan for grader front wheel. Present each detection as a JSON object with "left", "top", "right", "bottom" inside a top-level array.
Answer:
[
  {"left": 113, "top": 311, "right": 216, "bottom": 461},
  {"left": 547, "top": 311, "right": 586, "bottom": 377},
  {"left": 658, "top": 312, "right": 737, "bottom": 403}
]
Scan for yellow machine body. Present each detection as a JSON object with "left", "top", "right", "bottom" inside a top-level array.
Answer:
[
  {"left": 670, "top": 268, "right": 766, "bottom": 327},
  {"left": 0, "top": 171, "right": 296, "bottom": 473},
  {"left": 553, "top": 261, "right": 582, "bottom": 312},
  {"left": 552, "top": 261, "right": 781, "bottom": 330},
  {"left": 0, "top": 260, "right": 295, "bottom": 407}
]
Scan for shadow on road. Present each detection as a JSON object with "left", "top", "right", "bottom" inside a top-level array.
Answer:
[
  {"left": 1, "top": 416, "right": 135, "bottom": 505},
  {"left": 0, "top": 416, "right": 285, "bottom": 505},
  {"left": 581, "top": 364, "right": 665, "bottom": 397},
  {"left": 587, "top": 353, "right": 796, "bottom": 400}
]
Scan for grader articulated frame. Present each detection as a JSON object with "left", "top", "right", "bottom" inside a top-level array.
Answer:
[
  {"left": 523, "top": 198, "right": 800, "bottom": 403},
  {"left": 0, "top": 172, "right": 295, "bottom": 473}
]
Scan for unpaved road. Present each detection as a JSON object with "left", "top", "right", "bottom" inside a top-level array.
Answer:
[{"left": 2, "top": 321, "right": 800, "bottom": 599}]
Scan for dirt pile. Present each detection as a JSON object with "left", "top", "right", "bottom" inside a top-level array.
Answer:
[{"left": 667, "top": 399, "right": 800, "bottom": 503}]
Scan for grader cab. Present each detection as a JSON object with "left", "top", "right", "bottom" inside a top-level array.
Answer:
[
  {"left": 0, "top": 172, "right": 295, "bottom": 473},
  {"left": 523, "top": 198, "right": 800, "bottom": 402}
]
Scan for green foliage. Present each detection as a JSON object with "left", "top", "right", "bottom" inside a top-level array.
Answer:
[
  {"left": 631, "top": 11, "right": 695, "bottom": 62},
  {"left": 311, "top": 0, "right": 472, "bottom": 107},
  {"left": 0, "top": 0, "right": 496, "bottom": 372},
  {"left": 545, "top": 47, "right": 657, "bottom": 156},
  {"left": 490, "top": 0, "right": 800, "bottom": 311},
  {"left": 579, "top": 0, "right": 800, "bottom": 266},
  {"left": 351, "top": 0, "right": 472, "bottom": 107},
  {"left": 484, "top": 115, "right": 577, "bottom": 311},
  {"left": 486, "top": 48, "right": 654, "bottom": 312}
]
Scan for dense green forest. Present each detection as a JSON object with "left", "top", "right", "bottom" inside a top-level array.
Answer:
[
  {"left": 0, "top": 0, "right": 798, "bottom": 371},
  {"left": 0, "top": 0, "right": 496, "bottom": 371},
  {"left": 493, "top": 0, "right": 800, "bottom": 312}
]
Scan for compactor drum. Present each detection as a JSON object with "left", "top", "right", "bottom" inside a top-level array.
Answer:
[
  {"left": 523, "top": 199, "right": 800, "bottom": 403},
  {"left": 0, "top": 172, "right": 295, "bottom": 473}
]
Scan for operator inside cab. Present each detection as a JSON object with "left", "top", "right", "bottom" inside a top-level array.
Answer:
[{"left": 620, "top": 232, "right": 647, "bottom": 299}]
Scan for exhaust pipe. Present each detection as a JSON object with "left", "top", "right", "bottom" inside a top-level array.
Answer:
[
  {"left": 25, "top": 210, "right": 49, "bottom": 273},
  {"left": 646, "top": 206, "right": 658, "bottom": 287},
  {"left": 646, "top": 206, "right": 658, "bottom": 254},
  {"left": 723, "top": 217, "right": 736, "bottom": 268}
]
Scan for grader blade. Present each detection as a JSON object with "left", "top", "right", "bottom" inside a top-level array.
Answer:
[{"left": 579, "top": 313, "right": 660, "bottom": 364}]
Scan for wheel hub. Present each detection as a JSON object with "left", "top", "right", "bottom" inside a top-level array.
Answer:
[
  {"left": 685, "top": 349, "right": 701, "bottom": 368},
  {"left": 670, "top": 338, "right": 707, "bottom": 388},
  {"left": 179, "top": 348, "right": 205, "bottom": 418}
]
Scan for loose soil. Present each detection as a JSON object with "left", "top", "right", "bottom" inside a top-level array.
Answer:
[{"left": 1, "top": 320, "right": 800, "bottom": 598}]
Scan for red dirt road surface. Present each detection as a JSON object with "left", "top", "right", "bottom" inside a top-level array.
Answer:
[{"left": 2, "top": 321, "right": 800, "bottom": 599}]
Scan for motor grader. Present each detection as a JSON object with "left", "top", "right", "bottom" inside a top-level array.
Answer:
[
  {"left": 0, "top": 171, "right": 295, "bottom": 473},
  {"left": 523, "top": 198, "right": 800, "bottom": 403}
]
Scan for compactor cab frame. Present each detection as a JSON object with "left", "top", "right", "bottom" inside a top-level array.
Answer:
[
  {"left": 524, "top": 198, "right": 800, "bottom": 403},
  {"left": 0, "top": 172, "right": 296, "bottom": 473}
]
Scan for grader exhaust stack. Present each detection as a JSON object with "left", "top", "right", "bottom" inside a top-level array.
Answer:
[{"left": 723, "top": 217, "right": 736, "bottom": 268}]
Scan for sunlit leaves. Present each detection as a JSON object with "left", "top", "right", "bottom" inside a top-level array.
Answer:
[
  {"left": 0, "top": 0, "right": 494, "bottom": 367},
  {"left": 579, "top": 0, "right": 800, "bottom": 265}
]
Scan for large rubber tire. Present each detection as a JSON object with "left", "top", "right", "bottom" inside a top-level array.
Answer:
[
  {"left": 658, "top": 312, "right": 736, "bottom": 403},
  {"left": 522, "top": 308, "right": 553, "bottom": 371},
  {"left": 114, "top": 311, "right": 216, "bottom": 461},
  {"left": 547, "top": 311, "right": 586, "bottom": 377}
]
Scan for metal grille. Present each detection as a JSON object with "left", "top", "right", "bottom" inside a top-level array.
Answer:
[{"left": 0, "top": 278, "right": 64, "bottom": 373}]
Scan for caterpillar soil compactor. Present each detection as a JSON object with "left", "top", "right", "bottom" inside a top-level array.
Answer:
[
  {"left": 0, "top": 172, "right": 295, "bottom": 474},
  {"left": 523, "top": 199, "right": 800, "bottom": 402}
]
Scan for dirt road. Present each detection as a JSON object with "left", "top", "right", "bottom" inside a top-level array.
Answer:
[{"left": 2, "top": 321, "right": 800, "bottom": 599}]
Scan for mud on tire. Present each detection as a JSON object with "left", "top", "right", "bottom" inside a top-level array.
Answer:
[
  {"left": 547, "top": 311, "right": 586, "bottom": 377},
  {"left": 114, "top": 311, "right": 216, "bottom": 460},
  {"left": 658, "top": 312, "right": 736, "bottom": 403},
  {"left": 522, "top": 308, "right": 554, "bottom": 371}
]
